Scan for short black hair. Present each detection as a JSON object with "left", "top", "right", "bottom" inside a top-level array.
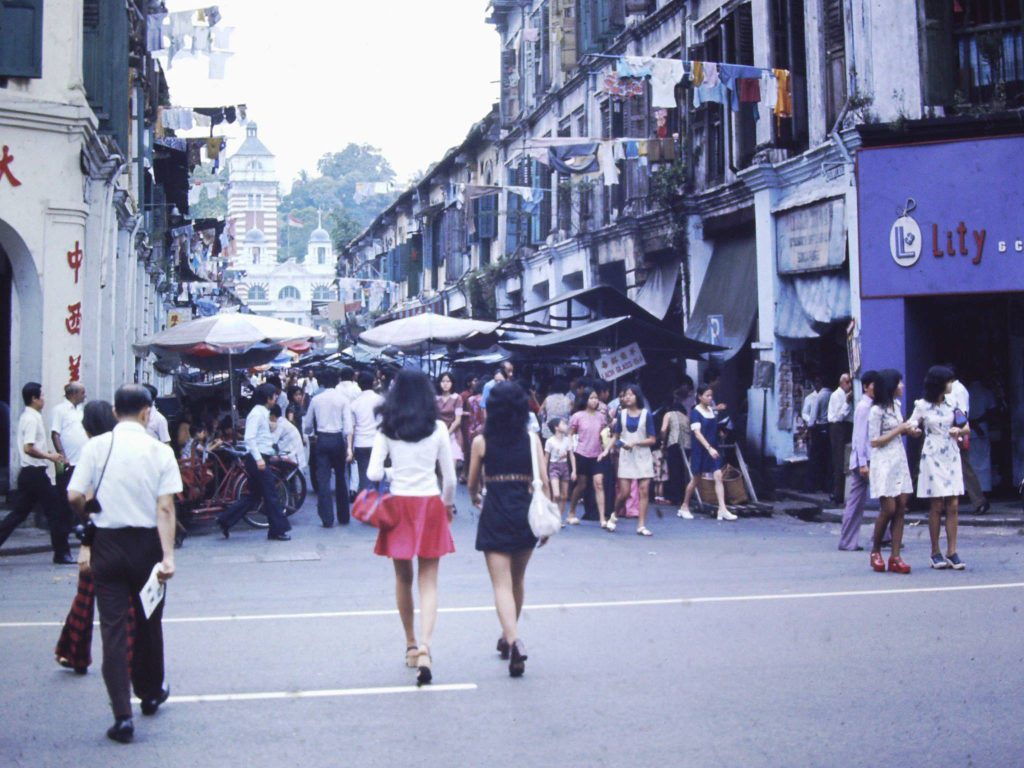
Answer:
[
  {"left": 115, "top": 384, "right": 153, "bottom": 416},
  {"left": 189, "top": 423, "right": 206, "bottom": 438},
  {"left": 923, "top": 365, "right": 955, "bottom": 404},
  {"left": 860, "top": 370, "right": 879, "bottom": 390},
  {"left": 437, "top": 371, "right": 455, "bottom": 391},
  {"left": 619, "top": 382, "right": 646, "bottom": 409},
  {"left": 577, "top": 387, "right": 597, "bottom": 411},
  {"left": 485, "top": 382, "right": 529, "bottom": 447},
  {"left": 378, "top": 370, "right": 437, "bottom": 443},
  {"left": 339, "top": 366, "right": 355, "bottom": 382},
  {"left": 357, "top": 371, "right": 375, "bottom": 391},
  {"left": 874, "top": 369, "right": 903, "bottom": 409},
  {"left": 255, "top": 383, "right": 277, "bottom": 405},
  {"left": 286, "top": 385, "right": 303, "bottom": 400},
  {"left": 83, "top": 400, "right": 116, "bottom": 437},
  {"left": 318, "top": 368, "right": 339, "bottom": 389},
  {"left": 269, "top": 404, "right": 283, "bottom": 418},
  {"left": 549, "top": 376, "right": 568, "bottom": 393},
  {"left": 547, "top": 416, "right": 565, "bottom": 434},
  {"left": 266, "top": 375, "right": 282, "bottom": 389},
  {"left": 21, "top": 381, "right": 42, "bottom": 406},
  {"left": 142, "top": 383, "right": 158, "bottom": 400}
]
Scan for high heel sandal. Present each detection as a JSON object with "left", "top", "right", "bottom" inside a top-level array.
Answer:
[
  {"left": 497, "top": 637, "right": 510, "bottom": 660},
  {"left": 405, "top": 646, "right": 419, "bottom": 668},
  {"left": 508, "top": 639, "right": 527, "bottom": 678},
  {"left": 416, "top": 646, "right": 432, "bottom": 686}
]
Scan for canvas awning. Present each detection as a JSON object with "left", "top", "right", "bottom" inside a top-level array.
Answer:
[
  {"left": 634, "top": 259, "right": 680, "bottom": 321},
  {"left": 775, "top": 271, "right": 851, "bottom": 339},
  {"left": 503, "top": 316, "right": 723, "bottom": 357},
  {"left": 686, "top": 236, "right": 758, "bottom": 361},
  {"left": 501, "top": 285, "right": 665, "bottom": 327}
]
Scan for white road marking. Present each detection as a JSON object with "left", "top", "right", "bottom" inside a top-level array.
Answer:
[
  {"left": 163, "top": 683, "right": 477, "bottom": 704},
  {"left": 3, "top": 581, "right": 1023, "bottom": 629}
]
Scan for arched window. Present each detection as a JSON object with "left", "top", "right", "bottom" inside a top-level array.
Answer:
[
  {"left": 312, "top": 284, "right": 333, "bottom": 301},
  {"left": 317, "top": 247, "right": 327, "bottom": 265},
  {"left": 278, "top": 285, "right": 301, "bottom": 300},
  {"left": 247, "top": 284, "right": 268, "bottom": 301}
]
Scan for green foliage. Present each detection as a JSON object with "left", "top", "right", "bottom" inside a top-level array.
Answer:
[
  {"left": 188, "top": 164, "right": 227, "bottom": 220},
  {"left": 278, "top": 143, "right": 400, "bottom": 261},
  {"left": 650, "top": 160, "right": 687, "bottom": 210}
]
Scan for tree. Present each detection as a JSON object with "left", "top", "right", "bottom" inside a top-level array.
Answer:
[
  {"left": 278, "top": 143, "right": 400, "bottom": 261},
  {"left": 188, "top": 164, "right": 227, "bottom": 220}
]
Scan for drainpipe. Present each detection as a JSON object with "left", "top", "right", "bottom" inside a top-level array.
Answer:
[{"left": 828, "top": 0, "right": 857, "bottom": 166}]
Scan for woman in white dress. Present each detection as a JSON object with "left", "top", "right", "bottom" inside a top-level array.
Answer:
[
  {"left": 909, "top": 366, "right": 968, "bottom": 570},
  {"left": 868, "top": 369, "right": 918, "bottom": 574}
]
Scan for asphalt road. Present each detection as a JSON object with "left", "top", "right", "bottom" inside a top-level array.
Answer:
[{"left": 2, "top": 489, "right": 1023, "bottom": 768}]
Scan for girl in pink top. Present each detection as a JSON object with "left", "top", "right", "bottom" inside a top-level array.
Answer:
[{"left": 567, "top": 389, "right": 609, "bottom": 528}]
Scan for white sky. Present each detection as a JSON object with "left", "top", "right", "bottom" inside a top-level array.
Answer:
[{"left": 161, "top": 0, "right": 500, "bottom": 192}]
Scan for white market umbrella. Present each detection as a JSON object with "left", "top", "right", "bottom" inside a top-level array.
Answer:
[
  {"left": 359, "top": 313, "right": 499, "bottom": 350},
  {"left": 148, "top": 312, "right": 325, "bottom": 354}
]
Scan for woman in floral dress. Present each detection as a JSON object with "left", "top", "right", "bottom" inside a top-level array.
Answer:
[
  {"left": 909, "top": 366, "right": 968, "bottom": 570},
  {"left": 868, "top": 369, "right": 918, "bottom": 574},
  {"left": 436, "top": 372, "right": 465, "bottom": 469}
]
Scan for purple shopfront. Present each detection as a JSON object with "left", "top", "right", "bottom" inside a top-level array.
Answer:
[{"left": 857, "top": 134, "right": 1024, "bottom": 493}]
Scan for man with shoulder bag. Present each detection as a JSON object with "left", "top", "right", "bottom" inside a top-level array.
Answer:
[{"left": 68, "top": 385, "right": 182, "bottom": 744}]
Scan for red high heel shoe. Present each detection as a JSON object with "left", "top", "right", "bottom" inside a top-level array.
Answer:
[
  {"left": 870, "top": 551, "right": 886, "bottom": 572},
  {"left": 888, "top": 555, "right": 911, "bottom": 574}
]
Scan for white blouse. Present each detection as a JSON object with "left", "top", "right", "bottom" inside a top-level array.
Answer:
[{"left": 366, "top": 420, "right": 456, "bottom": 505}]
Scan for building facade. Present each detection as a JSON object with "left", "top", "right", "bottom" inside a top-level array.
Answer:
[
  {"left": 0, "top": 0, "right": 180, "bottom": 484},
  {"left": 342, "top": 0, "right": 1024, "bottom": 478}
]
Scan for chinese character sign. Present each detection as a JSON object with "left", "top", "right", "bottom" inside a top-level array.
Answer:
[
  {"left": 595, "top": 343, "right": 646, "bottom": 382},
  {"left": 65, "top": 302, "right": 82, "bottom": 335},
  {"left": 0, "top": 145, "right": 22, "bottom": 187},
  {"left": 67, "top": 241, "right": 83, "bottom": 284},
  {"left": 68, "top": 356, "right": 81, "bottom": 382}
]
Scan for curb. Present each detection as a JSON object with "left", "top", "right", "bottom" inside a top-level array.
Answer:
[
  {"left": 0, "top": 540, "right": 81, "bottom": 559},
  {"left": 816, "top": 509, "right": 1024, "bottom": 529}
]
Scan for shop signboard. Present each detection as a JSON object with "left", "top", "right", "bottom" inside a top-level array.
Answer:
[
  {"left": 858, "top": 135, "right": 1024, "bottom": 298},
  {"left": 596, "top": 343, "right": 646, "bottom": 381},
  {"left": 776, "top": 198, "right": 847, "bottom": 274}
]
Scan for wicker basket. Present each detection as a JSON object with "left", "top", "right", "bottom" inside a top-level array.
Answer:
[{"left": 695, "top": 464, "right": 748, "bottom": 506}]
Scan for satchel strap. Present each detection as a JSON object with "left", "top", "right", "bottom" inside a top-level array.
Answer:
[
  {"left": 93, "top": 432, "right": 116, "bottom": 507},
  {"left": 528, "top": 433, "right": 543, "bottom": 490}
]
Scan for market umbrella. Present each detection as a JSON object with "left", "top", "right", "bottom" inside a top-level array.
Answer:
[{"left": 359, "top": 313, "right": 499, "bottom": 350}]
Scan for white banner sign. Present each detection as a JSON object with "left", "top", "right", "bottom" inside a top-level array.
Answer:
[{"left": 595, "top": 343, "right": 646, "bottom": 382}]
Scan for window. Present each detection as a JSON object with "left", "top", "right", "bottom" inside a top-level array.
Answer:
[
  {"left": 82, "top": 0, "right": 130, "bottom": 153},
  {"left": 0, "top": 0, "right": 44, "bottom": 78},
  {"left": 317, "top": 247, "right": 327, "bottom": 265},
  {"left": 941, "top": 0, "right": 1024, "bottom": 108},
  {"left": 770, "top": 0, "right": 809, "bottom": 151},
  {"left": 312, "top": 285, "right": 333, "bottom": 301},
  {"left": 247, "top": 284, "right": 268, "bottom": 301},
  {"left": 823, "top": 0, "right": 848, "bottom": 129},
  {"left": 690, "top": 31, "right": 726, "bottom": 186},
  {"left": 279, "top": 286, "right": 301, "bottom": 300},
  {"left": 251, "top": 247, "right": 261, "bottom": 264}
]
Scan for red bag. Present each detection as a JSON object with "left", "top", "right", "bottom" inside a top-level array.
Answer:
[{"left": 351, "top": 481, "right": 396, "bottom": 529}]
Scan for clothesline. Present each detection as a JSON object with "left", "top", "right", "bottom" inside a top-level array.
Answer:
[{"left": 588, "top": 53, "right": 789, "bottom": 78}]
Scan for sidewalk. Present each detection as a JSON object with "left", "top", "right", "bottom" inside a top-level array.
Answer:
[
  {"left": 776, "top": 490, "right": 1024, "bottom": 528},
  {"left": 0, "top": 521, "right": 81, "bottom": 558}
]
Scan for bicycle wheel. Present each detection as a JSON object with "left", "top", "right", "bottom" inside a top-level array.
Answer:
[
  {"left": 286, "top": 469, "right": 307, "bottom": 513},
  {"left": 242, "top": 473, "right": 289, "bottom": 529}
]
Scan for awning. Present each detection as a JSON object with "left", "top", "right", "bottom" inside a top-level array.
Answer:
[
  {"left": 634, "top": 259, "right": 680, "bottom": 321},
  {"left": 775, "top": 271, "right": 851, "bottom": 339},
  {"left": 686, "top": 236, "right": 758, "bottom": 361},
  {"left": 501, "top": 285, "right": 665, "bottom": 327},
  {"left": 503, "top": 316, "right": 723, "bottom": 357}
]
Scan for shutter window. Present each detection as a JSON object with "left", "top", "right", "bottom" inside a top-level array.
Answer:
[
  {"left": 0, "top": 0, "right": 44, "bottom": 78},
  {"left": 920, "top": 0, "right": 954, "bottom": 106},
  {"left": 823, "top": 0, "right": 847, "bottom": 127}
]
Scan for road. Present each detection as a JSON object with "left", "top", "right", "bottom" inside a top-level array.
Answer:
[{"left": 1, "top": 490, "right": 1023, "bottom": 767}]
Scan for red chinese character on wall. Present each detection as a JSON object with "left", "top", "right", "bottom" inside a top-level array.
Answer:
[
  {"left": 68, "top": 355, "right": 81, "bottom": 382},
  {"left": 65, "top": 302, "right": 82, "bottom": 335},
  {"left": 67, "top": 241, "right": 83, "bottom": 284},
  {"left": 0, "top": 145, "right": 22, "bottom": 188}
]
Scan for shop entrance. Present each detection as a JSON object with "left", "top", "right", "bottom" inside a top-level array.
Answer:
[{"left": 906, "top": 293, "right": 1024, "bottom": 498}]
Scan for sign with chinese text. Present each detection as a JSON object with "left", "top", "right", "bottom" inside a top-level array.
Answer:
[
  {"left": 595, "top": 343, "right": 646, "bottom": 382},
  {"left": 776, "top": 198, "right": 846, "bottom": 275}
]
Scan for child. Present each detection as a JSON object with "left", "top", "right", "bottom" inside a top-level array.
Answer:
[
  {"left": 545, "top": 417, "right": 577, "bottom": 525},
  {"left": 180, "top": 424, "right": 208, "bottom": 461}
]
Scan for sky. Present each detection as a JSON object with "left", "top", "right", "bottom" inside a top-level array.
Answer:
[{"left": 161, "top": 0, "right": 500, "bottom": 193}]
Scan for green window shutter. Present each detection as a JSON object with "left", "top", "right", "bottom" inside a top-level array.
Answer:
[
  {"left": 83, "top": 0, "right": 130, "bottom": 154},
  {"left": 920, "top": 0, "right": 954, "bottom": 107},
  {"left": 0, "top": 0, "right": 44, "bottom": 78}
]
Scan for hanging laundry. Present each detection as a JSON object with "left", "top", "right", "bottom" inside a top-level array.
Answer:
[
  {"left": 186, "top": 140, "right": 203, "bottom": 171},
  {"left": 161, "top": 107, "right": 193, "bottom": 130},
  {"left": 522, "top": 27, "right": 540, "bottom": 43},
  {"left": 224, "top": 106, "right": 237, "bottom": 124},
  {"left": 690, "top": 60, "right": 704, "bottom": 87},
  {"left": 612, "top": 141, "right": 626, "bottom": 162},
  {"left": 760, "top": 70, "right": 779, "bottom": 111},
  {"left": 738, "top": 78, "right": 761, "bottom": 103},
  {"left": 597, "top": 142, "right": 619, "bottom": 186},
  {"left": 205, "top": 6, "right": 222, "bottom": 27},
  {"left": 193, "top": 107, "right": 225, "bottom": 126},
  {"left": 702, "top": 62, "right": 720, "bottom": 87},
  {"left": 192, "top": 112, "right": 212, "bottom": 128},
  {"left": 617, "top": 55, "right": 654, "bottom": 78},
  {"left": 237, "top": 104, "right": 248, "bottom": 123},
  {"left": 212, "top": 25, "right": 234, "bottom": 50},
  {"left": 155, "top": 107, "right": 166, "bottom": 138},
  {"left": 188, "top": 186, "right": 203, "bottom": 206},
  {"left": 649, "top": 58, "right": 685, "bottom": 108},
  {"left": 647, "top": 138, "right": 677, "bottom": 163},
  {"left": 206, "top": 182, "right": 222, "bottom": 197},
  {"left": 208, "top": 51, "right": 233, "bottom": 80},
  {"left": 191, "top": 27, "right": 211, "bottom": 54},
  {"left": 155, "top": 137, "right": 187, "bottom": 152},
  {"left": 147, "top": 13, "right": 167, "bottom": 52},
  {"left": 773, "top": 68, "right": 793, "bottom": 118},
  {"left": 507, "top": 186, "right": 544, "bottom": 214},
  {"left": 603, "top": 70, "right": 645, "bottom": 99},
  {"left": 692, "top": 80, "right": 728, "bottom": 108},
  {"left": 654, "top": 108, "right": 669, "bottom": 139},
  {"left": 624, "top": 140, "right": 640, "bottom": 160},
  {"left": 548, "top": 143, "right": 601, "bottom": 175}
]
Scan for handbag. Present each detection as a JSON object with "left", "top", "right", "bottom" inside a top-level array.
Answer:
[
  {"left": 528, "top": 434, "right": 562, "bottom": 539},
  {"left": 351, "top": 480, "right": 396, "bottom": 530}
]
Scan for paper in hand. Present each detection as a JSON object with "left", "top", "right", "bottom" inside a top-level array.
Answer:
[{"left": 139, "top": 563, "right": 166, "bottom": 620}]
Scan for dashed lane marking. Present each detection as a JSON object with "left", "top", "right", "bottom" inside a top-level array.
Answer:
[{"left": 3, "top": 581, "right": 1023, "bottom": 629}]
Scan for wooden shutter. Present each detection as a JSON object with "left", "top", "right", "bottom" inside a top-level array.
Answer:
[
  {"left": 82, "top": 0, "right": 130, "bottom": 154},
  {"left": 920, "top": 0, "right": 954, "bottom": 106},
  {"left": 578, "top": 0, "right": 595, "bottom": 55},
  {"left": 423, "top": 216, "right": 434, "bottom": 272},
  {"left": 0, "top": 0, "right": 44, "bottom": 78},
  {"left": 626, "top": 84, "right": 649, "bottom": 138},
  {"left": 501, "top": 48, "right": 520, "bottom": 125},
  {"left": 823, "top": 0, "right": 847, "bottom": 127},
  {"left": 478, "top": 194, "right": 499, "bottom": 240},
  {"left": 559, "top": 0, "right": 577, "bottom": 72}
]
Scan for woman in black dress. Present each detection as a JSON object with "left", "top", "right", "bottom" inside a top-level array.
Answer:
[{"left": 467, "top": 382, "right": 552, "bottom": 677}]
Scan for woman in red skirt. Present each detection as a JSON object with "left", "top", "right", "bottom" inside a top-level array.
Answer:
[{"left": 367, "top": 370, "right": 456, "bottom": 685}]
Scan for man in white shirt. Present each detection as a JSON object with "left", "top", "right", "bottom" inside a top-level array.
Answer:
[
  {"left": 143, "top": 384, "right": 171, "bottom": 445},
  {"left": 802, "top": 375, "right": 831, "bottom": 493},
  {"left": 336, "top": 366, "right": 362, "bottom": 402},
  {"left": 217, "top": 384, "right": 292, "bottom": 540},
  {"left": 349, "top": 371, "right": 384, "bottom": 490},
  {"left": 67, "top": 384, "right": 183, "bottom": 742},
  {"left": 948, "top": 370, "right": 988, "bottom": 513},
  {"left": 51, "top": 382, "right": 89, "bottom": 546},
  {"left": 0, "top": 382, "right": 72, "bottom": 562},
  {"left": 826, "top": 373, "right": 854, "bottom": 503},
  {"left": 304, "top": 369, "right": 354, "bottom": 526}
]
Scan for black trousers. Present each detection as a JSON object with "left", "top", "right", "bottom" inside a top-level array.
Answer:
[
  {"left": 829, "top": 422, "right": 853, "bottom": 502},
  {"left": 91, "top": 527, "right": 165, "bottom": 719},
  {"left": 315, "top": 432, "right": 350, "bottom": 525},
  {"left": 218, "top": 454, "right": 291, "bottom": 536},
  {"left": 0, "top": 466, "right": 69, "bottom": 556},
  {"left": 353, "top": 447, "right": 372, "bottom": 492},
  {"left": 809, "top": 424, "right": 832, "bottom": 493},
  {"left": 665, "top": 443, "right": 687, "bottom": 505}
]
